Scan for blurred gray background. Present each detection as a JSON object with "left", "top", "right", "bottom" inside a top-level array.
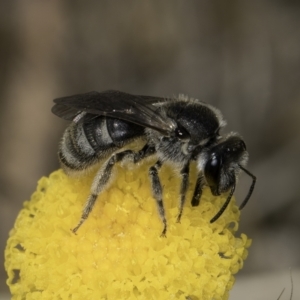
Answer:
[{"left": 1, "top": 1, "right": 300, "bottom": 299}]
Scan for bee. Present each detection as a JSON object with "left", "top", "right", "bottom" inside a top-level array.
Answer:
[{"left": 52, "top": 90, "right": 256, "bottom": 236}]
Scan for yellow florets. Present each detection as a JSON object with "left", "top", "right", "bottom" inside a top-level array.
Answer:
[{"left": 5, "top": 162, "right": 251, "bottom": 300}]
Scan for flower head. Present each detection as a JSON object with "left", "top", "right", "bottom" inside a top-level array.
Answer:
[{"left": 5, "top": 163, "right": 251, "bottom": 300}]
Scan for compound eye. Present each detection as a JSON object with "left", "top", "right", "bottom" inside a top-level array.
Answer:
[
  {"left": 175, "top": 124, "right": 190, "bottom": 140},
  {"left": 204, "top": 154, "right": 221, "bottom": 192}
]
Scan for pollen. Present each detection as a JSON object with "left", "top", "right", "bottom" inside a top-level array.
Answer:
[{"left": 5, "top": 163, "right": 251, "bottom": 300}]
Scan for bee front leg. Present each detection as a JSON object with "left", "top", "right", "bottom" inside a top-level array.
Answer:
[{"left": 191, "top": 173, "right": 205, "bottom": 207}]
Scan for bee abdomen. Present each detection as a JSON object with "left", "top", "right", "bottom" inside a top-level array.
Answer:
[
  {"left": 58, "top": 124, "right": 97, "bottom": 172},
  {"left": 58, "top": 116, "right": 144, "bottom": 173}
]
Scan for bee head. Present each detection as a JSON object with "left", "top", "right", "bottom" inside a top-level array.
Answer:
[{"left": 203, "top": 134, "right": 248, "bottom": 196}]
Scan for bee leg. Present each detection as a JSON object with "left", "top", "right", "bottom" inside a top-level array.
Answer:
[
  {"left": 149, "top": 160, "right": 167, "bottom": 237},
  {"left": 72, "top": 150, "right": 134, "bottom": 234},
  {"left": 176, "top": 163, "right": 190, "bottom": 223},
  {"left": 191, "top": 173, "right": 205, "bottom": 206},
  {"left": 72, "top": 145, "right": 156, "bottom": 234},
  {"left": 72, "top": 194, "right": 98, "bottom": 234},
  {"left": 134, "top": 144, "right": 156, "bottom": 163}
]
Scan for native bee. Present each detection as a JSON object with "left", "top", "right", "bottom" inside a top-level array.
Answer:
[{"left": 52, "top": 90, "right": 256, "bottom": 236}]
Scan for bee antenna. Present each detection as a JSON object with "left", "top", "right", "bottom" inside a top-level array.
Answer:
[
  {"left": 210, "top": 183, "right": 235, "bottom": 223},
  {"left": 238, "top": 165, "right": 256, "bottom": 210}
]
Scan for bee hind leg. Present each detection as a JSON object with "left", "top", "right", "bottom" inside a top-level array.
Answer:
[{"left": 72, "top": 145, "right": 155, "bottom": 234}]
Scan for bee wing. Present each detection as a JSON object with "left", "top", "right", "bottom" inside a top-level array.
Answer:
[{"left": 52, "top": 90, "right": 173, "bottom": 134}]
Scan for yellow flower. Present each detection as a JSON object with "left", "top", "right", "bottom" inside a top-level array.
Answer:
[{"left": 5, "top": 162, "right": 251, "bottom": 300}]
